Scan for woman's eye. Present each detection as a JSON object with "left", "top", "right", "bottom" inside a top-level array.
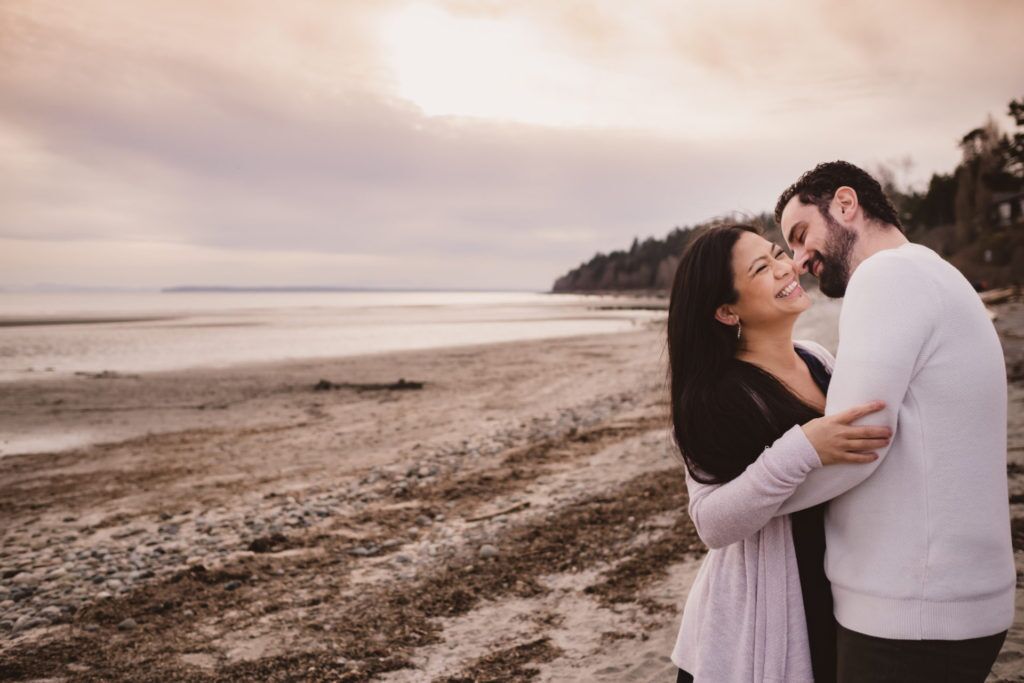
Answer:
[{"left": 757, "top": 265, "right": 767, "bottom": 273}]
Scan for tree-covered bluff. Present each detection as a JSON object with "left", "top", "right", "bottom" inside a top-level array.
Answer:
[{"left": 552, "top": 97, "right": 1024, "bottom": 294}]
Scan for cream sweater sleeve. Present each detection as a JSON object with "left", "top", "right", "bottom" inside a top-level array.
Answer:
[{"left": 775, "top": 250, "right": 940, "bottom": 515}]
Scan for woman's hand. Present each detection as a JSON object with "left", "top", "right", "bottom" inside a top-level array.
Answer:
[{"left": 801, "top": 401, "right": 891, "bottom": 465}]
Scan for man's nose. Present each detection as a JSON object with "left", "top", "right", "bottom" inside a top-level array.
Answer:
[{"left": 793, "top": 249, "right": 811, "bottom": 274}]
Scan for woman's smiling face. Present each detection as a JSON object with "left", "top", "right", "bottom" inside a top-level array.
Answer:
[{"left": 725, "top": 231, "right": 810, "bottom": 328}]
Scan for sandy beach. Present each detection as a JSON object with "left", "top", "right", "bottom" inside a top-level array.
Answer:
[{"left": 2, "top": 298, "right": 1023, "bottom": 682}]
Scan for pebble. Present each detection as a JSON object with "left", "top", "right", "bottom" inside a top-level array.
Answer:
[
  {"left": 12, "top": 615, "right": 50, "bottom": 634},
  {"left": 11, "top": 587, "right": 36, "bottom": 602},
  {"left": 0, "top": 398, "right": 633, "bottom": 642},
  {"left": 117, "top": 617, "right": 137, "bottom": 631},
  {"left": 11, "top": 572, "right": 38, "bottom": 586},
  {"left": 39, "top": 606, "right": 63, "bottom": 620}
]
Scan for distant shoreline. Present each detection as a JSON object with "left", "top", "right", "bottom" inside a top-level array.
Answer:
[
  {"left": 161, "top": 286, "right": 544, "bottom": 293},
  {"left": 0, "top": 316, "right": 175, "bottom": 328}
]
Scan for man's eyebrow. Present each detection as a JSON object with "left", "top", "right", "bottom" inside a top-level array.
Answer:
[{"left": 786, "top": 221, "right": 807, "bottom": 242}]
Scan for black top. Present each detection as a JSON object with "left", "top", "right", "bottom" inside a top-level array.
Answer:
[
  {"left": 791, "top": 345, "right": 837, "bottom": 683},
  {"left": 677, "top": 347, "right": 838, "bottom": 683}
]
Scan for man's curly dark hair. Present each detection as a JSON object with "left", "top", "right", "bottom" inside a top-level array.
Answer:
[{"left": 774, "top": 160, "right": 903, "bottom": 232}]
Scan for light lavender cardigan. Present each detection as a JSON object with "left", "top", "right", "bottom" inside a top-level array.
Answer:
[{"left": 670, "top": 339, "right": 833, "bottom": 682}]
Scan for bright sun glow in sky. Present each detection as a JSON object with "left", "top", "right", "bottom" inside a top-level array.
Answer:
[
  {"left": 377, "top": 3, "right": 725, "bottom": 136},
  {"left": 379, "top": 5, "right": 600, "bottom": 127}
]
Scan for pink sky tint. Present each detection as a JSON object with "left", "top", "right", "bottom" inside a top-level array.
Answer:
[{"left": 1, "top": 0, "right": 1022, "bottom": 290}]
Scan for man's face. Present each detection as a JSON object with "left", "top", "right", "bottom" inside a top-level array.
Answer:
[{"left": 780, "top": 196, "right": 858, "bottom": 298}]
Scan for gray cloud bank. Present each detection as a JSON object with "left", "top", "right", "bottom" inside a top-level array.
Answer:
[{"left": 2, "top": 0, "right": 1022, "bottom": 289}]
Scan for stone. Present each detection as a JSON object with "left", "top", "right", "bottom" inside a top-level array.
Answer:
[
  {"left": 180, "top": 652, "right": 217, "bottom": 669},
  {"left": 224, "top": 580, "right": 242, "bottom": 591},
  {"left": 11, "top": 587, "right": 36, "bottom": 602},
  {"left": 46, "top": 566, "right": 68, "bottom": 579},
  {"left": 117, "top": 617, "right": 137, "bottom": 630},
  {"left": 39, "top": 606, "right": 62, "bottom": 620},
  {"left": 11, "top": 572, "right": 38, "bottom": 586},
  {"left": 479, "top": 544, "right": 499, "bottom": 559},
  {"left": 12, "top": 615, "right": 50, "bottom": 633}
]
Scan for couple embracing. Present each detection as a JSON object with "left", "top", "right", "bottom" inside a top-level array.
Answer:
[{"left": 667, "top": 161, "right": 1015, "bottom": 682}]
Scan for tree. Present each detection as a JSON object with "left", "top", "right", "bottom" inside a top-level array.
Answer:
[
  {"left": 1002, "top": 97, "right": 1024, "bottom": 178},
  {"left": 954, "top": 117, "right": 1003, "bottom": 248}
]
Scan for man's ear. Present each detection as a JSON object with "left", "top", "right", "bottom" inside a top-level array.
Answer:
[
  {"left": 714, "top": 304, "right": 739, "bottom": 326},
  {"left": 834, "top": 186, "right": 859, "bottom": 221}
]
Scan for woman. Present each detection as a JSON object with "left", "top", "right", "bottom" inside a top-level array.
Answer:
[{"left": 666, "top": 224, "right": 892, "bottom": 682}]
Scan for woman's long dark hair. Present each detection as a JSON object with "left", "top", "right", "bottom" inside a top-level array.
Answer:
[{"left": 667, "top": 224, "right": 822, "bottom": 484}]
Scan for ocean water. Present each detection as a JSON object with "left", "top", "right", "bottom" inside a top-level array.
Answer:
[{"left": 0, "top": 291, "right": 665, "bottom": 382}]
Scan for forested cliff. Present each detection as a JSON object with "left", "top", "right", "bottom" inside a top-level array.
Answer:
[{"left": 552, "top": 97, "right": 1024, "bottom": 293}]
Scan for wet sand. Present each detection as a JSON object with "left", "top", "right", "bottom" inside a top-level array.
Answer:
[{"left": 1, "top": 297, "right": 1022, "bottom": 682}]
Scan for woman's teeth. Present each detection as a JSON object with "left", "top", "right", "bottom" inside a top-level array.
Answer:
[{"left": 776, "top": 281, "right": 799, "bottom": 298}]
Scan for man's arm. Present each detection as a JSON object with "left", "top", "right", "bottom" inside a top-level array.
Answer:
[{"left": 775, "top": 252, "right": 939, "bottom": 515}]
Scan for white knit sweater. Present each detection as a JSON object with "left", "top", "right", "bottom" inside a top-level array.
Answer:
[{"left": 672, "top": 242, "right": 1015, "bottom": 679}]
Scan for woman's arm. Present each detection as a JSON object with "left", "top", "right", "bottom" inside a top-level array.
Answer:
[
  {"left": 686, "top": 424, "right": 821, "bottom": 549},
  {"left": 685, "top": 333, "right": 889, "bottom": 549}
]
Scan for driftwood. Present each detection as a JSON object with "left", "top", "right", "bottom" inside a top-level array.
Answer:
[
  {"left": 466, "top": 501, "right": 531, "bottom": 522},
  {"left": 313, "top": 378, "right": 424, "bottom": 392},
  {"left": 979, "top": 287, "right": 1017, "bottom": 305},
  {"left": 73, "top": 370, "right": 141, "bottom": 380}
]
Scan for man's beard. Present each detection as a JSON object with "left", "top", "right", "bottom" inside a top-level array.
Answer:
[{"left": 812, "top": 213, "right": 858, "bottom": 298}]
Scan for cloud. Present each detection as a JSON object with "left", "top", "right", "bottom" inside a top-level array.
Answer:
[{"left": 1, "top": 0, "right": 1022, "bottom": 289}]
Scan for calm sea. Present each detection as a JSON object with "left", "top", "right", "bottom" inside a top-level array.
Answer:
[{"left": 0, "top": 291, "right": 666, "bottom": 382}]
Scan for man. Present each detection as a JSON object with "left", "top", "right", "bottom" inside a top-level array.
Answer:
[{"left": 774, "top": 160, "right": 1015, "bottom": 681}]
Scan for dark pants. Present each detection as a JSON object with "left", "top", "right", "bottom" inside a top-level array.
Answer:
[
  {"left": 675, "top": 626, "right": 1006, "bottom": 683},
  {"left": 836, "top": 623, "right": 1007, "bottom": 683}
]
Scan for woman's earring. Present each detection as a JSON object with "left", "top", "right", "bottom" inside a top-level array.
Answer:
[{"left": 736, "top": 321, "right": 742, "bottom": 340}]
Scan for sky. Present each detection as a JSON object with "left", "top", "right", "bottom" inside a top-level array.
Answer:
[{"left": 2, "top": 0, "right": 1023, "bottom": 291}]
